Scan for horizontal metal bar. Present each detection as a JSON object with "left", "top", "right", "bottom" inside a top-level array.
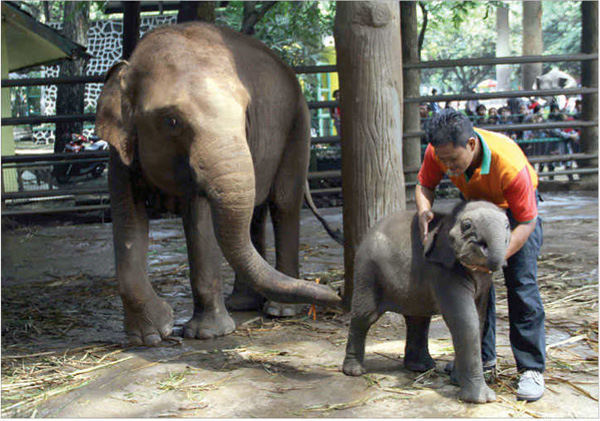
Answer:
[
  {"left": 295, "top": 65, "right": 337, "bottom": 75},
  {"left": 2, "top": 114, "right": 97, "bottom": 126},
  {"left": 403, "top": 53, "right": 598, "bottom": 70},
  {"left": 1, "top": 204, "right": 110, "bottom": 217},
  {"left": 308, "top": 170, "right": 341, "bottom": 180},
  {"left": 312, "top": 136, "right": 340, "bottom": 145},
  {"left": 2, "top": 151, "right": 109, "bottom": 163},
  {"left": 310, "top": 187, "right": 342, "bottom": 195},
  {"left": 528, "top": 153, "right": 598, "bottom": 164},
  {"left": 538, "top": 168, "right": 598, "bottom": 178},
  {"left": 406, "top": 87, "right": 598, "bottom": 104},
  {"left": 404, "top": 120, "right": 599, "bottom": 138},
  {"left": 1, "top": 75, "right": 105, "bottom": 88},
  {"left": 2, "top": 188, "right": 109, "bottom": 201}
]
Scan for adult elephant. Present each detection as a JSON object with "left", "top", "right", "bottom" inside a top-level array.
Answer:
[{"left": 96, "top": 22, "right": 340, "bottom": 346}]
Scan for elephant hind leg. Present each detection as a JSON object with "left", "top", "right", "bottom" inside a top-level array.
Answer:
[
  {"left": 343, "top": 310, "right": 381, "bottom": 376},
  {"left": 226, "top": 203, "right": 269, "bottom": 311},
  {"left": 403, "top": 315, "right": 435, "bottom": 372}
]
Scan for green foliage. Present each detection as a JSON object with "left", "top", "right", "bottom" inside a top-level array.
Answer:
[
  {"left": 217, "top": 1, "right": 335, "bottom": 67},
  {"left": 419, "top": 1, "right": 583, "bottom": 94}
]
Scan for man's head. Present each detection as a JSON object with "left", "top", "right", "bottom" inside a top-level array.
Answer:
[
  {"left": 476, "top": 104, "right": 487, "bottom": 116},
  {"left": 426, "top": 109, "right": 478, "bottom": 177},
  {"left": 488, "top": 107, "right": 498, "bottom": 117}
]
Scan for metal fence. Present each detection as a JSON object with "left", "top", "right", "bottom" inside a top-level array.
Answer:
[{"left": 2, "top": 53, "right": 598, "bottom": 217}]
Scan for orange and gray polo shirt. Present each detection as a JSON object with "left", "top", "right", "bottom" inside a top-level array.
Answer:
[{"left": 418, "top": 128, "right": 539, "bottom": 223}]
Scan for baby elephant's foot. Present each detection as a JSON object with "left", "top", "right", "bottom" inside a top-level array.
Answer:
[
  {"left": 404, "top": 352, "right": 435, "bottom": 372},
  {"left": 264, "top": 301, "right": 302, "bottom": 317},
  {"left": 458, "top": 383, "right": 497, "bottom": 404},
  {"left": 183, "top": 310, "right": 236, "bottom": 339},
  {"left": 342, "top": 357, "right": 366, "bottom": 376}
]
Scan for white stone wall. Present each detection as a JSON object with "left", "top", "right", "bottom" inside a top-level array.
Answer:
[{"left": 35, "top": 15, "right": 177, "bottom": 142}]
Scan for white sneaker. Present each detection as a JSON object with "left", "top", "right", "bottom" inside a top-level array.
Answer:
[{"left": 517, "top": 370, "right": 544, "bottom": 402}]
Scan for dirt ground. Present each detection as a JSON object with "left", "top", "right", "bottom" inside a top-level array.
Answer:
[{"left": 1, "top": 191, "right": 598, "bottom": 418}]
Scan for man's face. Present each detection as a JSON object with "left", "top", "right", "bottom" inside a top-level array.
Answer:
[{"left": 434, "top": 138, "right": 476, "bottom": 177}]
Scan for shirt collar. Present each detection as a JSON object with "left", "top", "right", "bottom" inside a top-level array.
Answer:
[{"left": 476, "top": 130, "right": 491, "bottom": 175}]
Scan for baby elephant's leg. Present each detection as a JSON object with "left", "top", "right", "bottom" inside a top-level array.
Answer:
[
  {"left": 404, "top": 315, "right": 435, "bottom": 372},
  {"left": 343, "top": 311, "right": 380, "bottom": 376}
]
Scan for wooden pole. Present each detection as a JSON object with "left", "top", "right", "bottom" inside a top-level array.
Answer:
[{"left": 334, "top": 2, "right": 405, "bottom": 308}]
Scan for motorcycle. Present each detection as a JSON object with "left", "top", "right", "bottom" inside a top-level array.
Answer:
[{"left": 53, "top": 133, "right": 109, "bottom": 184}]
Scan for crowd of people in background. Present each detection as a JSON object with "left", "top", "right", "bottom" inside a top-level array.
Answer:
[{"left": 420, "top": 92, "right": 582, "bottom": 180}]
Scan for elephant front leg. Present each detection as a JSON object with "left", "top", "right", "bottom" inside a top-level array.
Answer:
[
  {"left": 182, "top": 195, "right": 235, "bottom": 339},
  {"left": 110, "top": 154, "right": 173, "bottom": 346},
  {"left": 434, "top": 277, "right": 496, "bottom": 404},
  {"left": 403, "top": 315, "right": 435, "bottom": 372}
]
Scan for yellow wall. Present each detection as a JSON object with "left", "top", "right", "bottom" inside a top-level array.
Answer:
[{"left": 2, "top": 23, "right": 18, "bottom": 193}]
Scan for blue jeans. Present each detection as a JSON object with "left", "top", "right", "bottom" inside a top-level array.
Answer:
[{"left": 480, "top": 206, "right": 546, "bottom": 373}]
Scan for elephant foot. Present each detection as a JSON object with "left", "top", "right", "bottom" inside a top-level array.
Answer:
[
  {"left": 264, "top": 301, "right": 302, "bottom": 317},
  {"left": 342, "top": 357, "right": 366, "bottom": 377},
  {"left": 225, "top": 288, "right": 266, "bottom": 312},
  {"left": 404, "top": 353, "right": 435, "bottom": 372},
  {"left": 123, "top": 295, "right": 174, "bottom": 346},
  {"left": 183, "top": 310, "right": 236, "bottom": 339},
  {"left": 458, "top": 383, "right": 497, "bottom": 404}
]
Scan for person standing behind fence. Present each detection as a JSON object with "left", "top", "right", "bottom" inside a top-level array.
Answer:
[
  {"left": 429, "top": 89, "right": 441, "bottom": 114},
  {"left": 330, "top": 90, "right": 342, "bottom": 137}
]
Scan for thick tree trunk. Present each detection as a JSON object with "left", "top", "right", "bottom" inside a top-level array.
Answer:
[
  {"left": 54, "top": 2, "right": 89, "bottom": 154},
  {"left": 581, "top": 0, "right": 598, "bottom": 179},
  {"left": 522, "top": 2, "right": 543, "bottom": 90},
  {"left": 496, "top": 4, "right": 511, "bottom": 91},
  {"left": 334, "top": 1, "right": 405, "bottom": 308},
  {"left": 178, "top": 1, "right": 216, "bottom": 23},
  {"left": 401, "top": 1, "right": 421, "bottom": 185},
  {"left": 241, "top": 1, "right": 277, "bottom": 35}
]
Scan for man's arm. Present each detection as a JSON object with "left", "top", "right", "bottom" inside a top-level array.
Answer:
[
  {"left": 415, "top": 184, "right": 435, "bottom": 244},
  {"left": 506, "top": 220, "right": 536, "bottom": 260}
]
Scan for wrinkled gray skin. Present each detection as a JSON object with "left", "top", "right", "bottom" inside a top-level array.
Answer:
[
  {"left": 342, "top": 201, "right": 510, "bottom": 404},
  {"left": 95, "top": 23, "right": 340, "bottom": 346}
]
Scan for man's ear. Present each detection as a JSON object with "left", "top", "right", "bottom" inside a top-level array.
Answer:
[
  {"left": 423, "top": 220, "right": 456, "bottom": 269},
  {"left": 95, "top": 61, "right": 135, "bottom": 166}
]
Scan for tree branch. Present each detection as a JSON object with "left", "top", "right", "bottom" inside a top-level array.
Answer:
[
  {"left": 241, "top": 1, "right": 278, "bottom": 35},
  {"left": 418, "top": 1, "right": 428, "bottom": 59}
]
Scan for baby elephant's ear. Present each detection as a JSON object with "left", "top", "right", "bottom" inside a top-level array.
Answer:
[
  {"left": 423, "top": 222, "right": 456, "bottom": 269},
  {"left": 95, "top": 61, "right": 134, "bottom": 166}
]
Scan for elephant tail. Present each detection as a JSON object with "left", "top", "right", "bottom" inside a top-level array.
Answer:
[{"left": 304, "top": 179, "right": 344, "bottom": 246}]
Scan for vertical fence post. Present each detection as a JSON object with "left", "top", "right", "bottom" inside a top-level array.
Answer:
[
  {"left": 123, "top": 2, "right": 141, "bottom": 60},
  {"left": 581, "top": 1, "right": 598, "bottom": 183},
  {"left": 401, "top": 2, "right": 421, "bottom": 186}
]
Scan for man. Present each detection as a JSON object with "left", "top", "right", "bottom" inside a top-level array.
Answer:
[{"left": 416, "top": 109, "right": 545, "bottom": 402}]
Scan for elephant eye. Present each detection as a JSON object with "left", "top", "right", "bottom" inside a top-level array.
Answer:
[
  {"left": 162, "top": 115, "right": 182, "bottom": 133},
  {"left": 461, "top": 220, "right": 472, "bottom": 232}
]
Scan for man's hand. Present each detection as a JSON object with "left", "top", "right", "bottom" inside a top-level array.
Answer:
[
  {"left": 418, "top": 210, "right": 435, "bottom": 245},
  {"left": 464, "top": 263, "right": 492, "bottom": 274}
]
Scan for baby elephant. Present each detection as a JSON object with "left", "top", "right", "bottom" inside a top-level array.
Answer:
[{"left": 343, "top": 201, "right": 511, "bottom": 404}]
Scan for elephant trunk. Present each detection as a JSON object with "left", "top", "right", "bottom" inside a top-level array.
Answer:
[
  {"left": 200, "top": 142, "right": 341, "bottom": 307},
  {"left": 482, "top": 222, "right": 509, "bottom": 272}
]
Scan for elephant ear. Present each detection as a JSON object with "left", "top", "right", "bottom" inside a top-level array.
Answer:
[
  {"left": 423, "top": 219, "right": 456, "bottom": 270},
  {"left": 96, "top": 60, "right": 135, "bottom": 166}
]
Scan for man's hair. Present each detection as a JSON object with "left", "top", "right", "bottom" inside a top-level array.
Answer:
[{"left": 425, "top": 108, "right": 475, "bottom": 148}]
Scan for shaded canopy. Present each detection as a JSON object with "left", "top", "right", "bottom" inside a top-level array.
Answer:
[{"left": 2, "top": 1, "right": 89, "bottom": 73}]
